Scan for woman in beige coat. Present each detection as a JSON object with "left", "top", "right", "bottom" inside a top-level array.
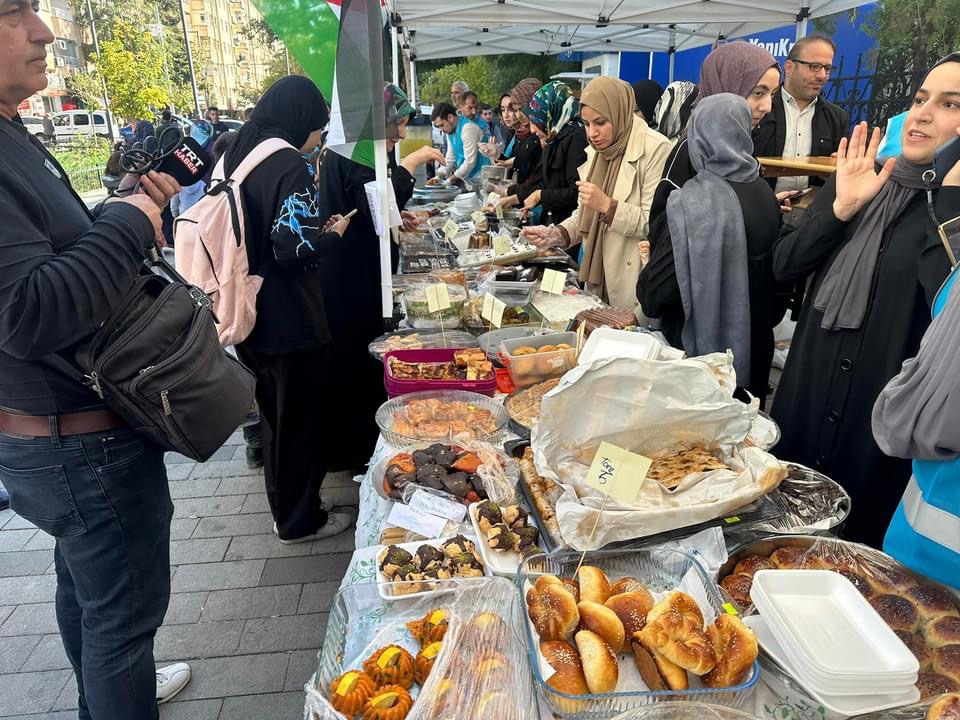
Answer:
[{"left": 523, "top": 76, "right": 671, "bottom": 313}]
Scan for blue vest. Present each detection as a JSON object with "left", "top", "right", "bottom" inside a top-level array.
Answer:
[
  {"left": 883, "top": 265, "right": 960, "bottom": 590},
  {"left": 449, "top": 116, "right": 490, "bottom": 180},
  {"left": 503, "top": 135, "right": 516, "bottom": 159}
]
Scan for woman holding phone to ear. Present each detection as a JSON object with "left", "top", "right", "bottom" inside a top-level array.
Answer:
[{"left": 770, "top": 54, "right": 960, "bottom": 549}]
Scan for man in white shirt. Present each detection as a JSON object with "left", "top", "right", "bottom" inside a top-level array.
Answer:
[{"left": 753, "top": 35, "right": 850, "bottom": 193}]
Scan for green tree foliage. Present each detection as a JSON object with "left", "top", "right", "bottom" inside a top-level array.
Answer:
[
  {"left": 95, "top": 20, "right": 169, "bottom": 119},
  {"left": 417, "top": 54, "right": 571, "bottom": 106}
]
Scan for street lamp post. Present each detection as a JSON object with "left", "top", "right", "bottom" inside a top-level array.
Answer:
[
  {"left": 82, "top": 0, "right": 114, "bottom": 137},
  {"left": 178, "top": 0, "right": 202, "bottom": 117}
]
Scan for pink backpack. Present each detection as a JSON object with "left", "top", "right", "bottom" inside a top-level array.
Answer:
[{"left": 174, "top": 137, "right": 294, "bottom": 346}]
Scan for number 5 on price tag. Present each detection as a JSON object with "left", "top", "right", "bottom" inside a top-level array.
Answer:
[{"left": 584, "top": 441, "right": 652, "bottom": 504}]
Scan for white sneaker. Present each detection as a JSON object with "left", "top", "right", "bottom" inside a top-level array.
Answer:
[
  {"left": 273, "top": 512, "right": 353, "bottom": 545},
  {"left": 156, "top": 662, "right": 191, "bottom": 704}
]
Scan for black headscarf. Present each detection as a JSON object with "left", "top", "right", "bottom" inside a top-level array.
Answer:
[
  {"left": 632, "top": 80, "right": 664, "bottom": 128},
  {"left": 223, "top": 75, "right": 329, "bottom": 176}
]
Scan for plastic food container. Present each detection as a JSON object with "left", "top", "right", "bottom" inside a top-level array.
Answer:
[
  {"left": 375, "top": 390, "right": 510, "bottom": 447},
  {"left": 610, "top": 702, "right": 763, "bottom": 720},
  {"left": 577, "top": 327, "right": 662, "bottom": 365},
  {"left": 486, "top": 280, "right": 538, "bottom": 306},
  {"left": 403, "top": 283, "right": 468, "bottom": 329},
  {"left": 532, "top": 292, "right": 603, "bottom": 330},
  {"left": 310, "top": 577, "right": 539, "bottom": 720},
  {"left": 368, "top": 329, "right": 478, "bottom": 360},
  {"left": 500, "top": 331, "right": 577, "bottom": 388},
  {"left": 746, "top": 614, "right": 920, "bottom": 718},
  {"left": 373, "top": 539, "right": 493, "bottom": 600},
  {"left": 749, "top": 570, "right": 919, "bottom": 685},
  {"left": 383, "top": 348, "right": 497, "bottom": 397},
  {"left": 518, "top": 548, "right": 760, "bottom": 719}
]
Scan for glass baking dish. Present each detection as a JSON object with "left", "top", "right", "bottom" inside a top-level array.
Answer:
[{"left": 517, "top": 548, "right": 760, "bottom": 719}]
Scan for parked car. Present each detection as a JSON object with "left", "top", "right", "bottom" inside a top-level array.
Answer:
[
  {"left": 52, "top": 110, "right": 119, "bottom": 142},
  {"left": 19, "top": 115, "right": 48, "bottom": 139}
]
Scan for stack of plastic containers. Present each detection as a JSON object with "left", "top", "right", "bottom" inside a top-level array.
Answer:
[{"left": 748, "top": 569, "right": 920, "bottom": 718}]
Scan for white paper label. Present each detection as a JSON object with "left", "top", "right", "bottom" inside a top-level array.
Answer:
[
  {"left": 408, "top": 489, "right": 467, "bottom": 522},
  {"left": 442, "top": 219, "right": 459, "bottom": 240},
  {"left": 540, "top": 268, "right": 566, "bottom": 295},
  {"left": 425, "top": 283, "right": 451, "bottom": 314},
  {"left": 490, "top": 297, "right": 506, "bottom": 328},
  {"left": 363, "top": 180, "right": 402, "bottom": 236},
  {"left": 492, "top": 234, "right": 512, "bottom": 257},
  {"left": 481, "top": 292, "right": 495, "bottom": 322},
  {"left": 484, "top": 191, "right": 501, "bottom": 207},
  {"left": 386, "top": 503, "right": 447, "bottom": 539}
]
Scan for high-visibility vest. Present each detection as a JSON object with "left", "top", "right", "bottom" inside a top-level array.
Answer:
[
  {"left": 883, "top": 266, "right": 960, "bottom": 590},
  {"left": 448, "top": 116, "right": 490, "bottom": 180}
]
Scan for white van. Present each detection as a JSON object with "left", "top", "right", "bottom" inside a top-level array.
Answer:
[{"left": 52, "top": 110, "right": 119, "bottom": 142}]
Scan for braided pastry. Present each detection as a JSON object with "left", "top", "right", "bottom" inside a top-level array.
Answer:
[{"left": 639, "top": 609, "right": 716, "bottom": 675}]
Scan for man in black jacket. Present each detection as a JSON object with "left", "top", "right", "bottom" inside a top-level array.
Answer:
[
  {"left": 0, "top": 1, "right": 191, "bottom": 716},
  {"left": 753, "top": 35, "right": 850, "bottom": 192}
]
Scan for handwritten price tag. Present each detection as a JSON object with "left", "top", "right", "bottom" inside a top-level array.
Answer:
[
  {"left": 386, "top": 503, "right": 447, "bottom": 539},
  {"left": 481, "top": 292, "right": 495, "bottom": 322},
  {"left": 425, "top": 283, "right": 451, "bottom": 314},
  {"left": 471, "top": 210, "right": 486, "bottom": 226},
  {"left": 490, "top": 297, "right": 506, "bottom": 328},
  {"left": 408, "top": 489, "right": 467, "bottom": 522},
  {"left": 495, "top": 203, "right": 504, "bottom": 221},
  {"left": 442, "top": 219, "right": 459, "bottom": 240},
  {"left": 492, "top": 234, "right": 512, "bottom": 257},
  {"left": 484, "top": 191, "right": 501, "bottom": 207},
  {"left": 541, "top": 268, "right": 566, "bottom": 295},
  {"left": 584, "top": 441, "right": 652, "bottom": 504}
]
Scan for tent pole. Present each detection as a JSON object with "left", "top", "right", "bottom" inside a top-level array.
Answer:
[
  {"left": 647, "top": 51, "right": 654, "bottom": 80},
  {"left": 391, "top": 25, "right": 400, "bottom": 163},
  {"left": 795, "top": 5, "right": 810, "bottom": 40},
  {"left": 375, "top": 138, "right": 393, "bottom": 322},
  {"left": 410, "top": 59, "right": 418, "bottom": 106}
]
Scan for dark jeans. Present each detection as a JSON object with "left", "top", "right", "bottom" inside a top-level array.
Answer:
[
  {"left": 236, "top": 344, "right": 330, "bottom": 539},
  {"left": 0, "top": 426, "right": 173, "bottom": 720}
]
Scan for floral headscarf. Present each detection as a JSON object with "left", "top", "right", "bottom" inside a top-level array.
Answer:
[
  {"left": 524, "top": 81, "right": 581, "bottom": 142},
  {"left": 385, "top": 83, "right": 415, "bottom": 142}
]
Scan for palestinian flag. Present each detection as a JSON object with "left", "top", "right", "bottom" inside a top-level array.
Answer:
[{"left": 250, "top": 0, "right": 386, "bottom": 168}]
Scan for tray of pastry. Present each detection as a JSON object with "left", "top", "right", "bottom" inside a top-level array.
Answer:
[
  {"left": 717, "top": 535, "right": 960, "bottom": 702},
  {"left": 518, "top": 549, "right": 760, "bottom": 718},
  {"left": 468, "top": 500, "right": 543, "bottom": 576},
  {"left": 311, "top": 576, "right": 538, "bottom": 720},
  {"left": 375, "top": 536, "right": 492, "bottom": 600},
  {"left": 509, "top": 441, "right": 565, "bottom": 552}
]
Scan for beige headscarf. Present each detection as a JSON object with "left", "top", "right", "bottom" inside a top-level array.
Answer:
[{"left": 577, "top": 76, "right": 636, "bottom": 292}]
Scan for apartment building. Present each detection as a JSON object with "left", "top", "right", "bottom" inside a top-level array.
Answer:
[
  {"left": 18, "top": 0, "right": 85, "bottom": 116},
  {"left": 185, "top": 0, "right": 276, "bottom": 111}
]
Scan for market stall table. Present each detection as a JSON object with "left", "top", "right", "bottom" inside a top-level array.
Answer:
[{"left": 758, "top": 156, "right": 836, "bottom": 178}]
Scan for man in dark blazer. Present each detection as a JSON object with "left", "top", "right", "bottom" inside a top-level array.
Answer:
[{"left": 753, "top": 35, "right": 850, "bottom": 192}]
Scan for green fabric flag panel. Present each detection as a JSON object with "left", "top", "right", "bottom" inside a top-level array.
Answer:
[{"left": 250, "top": 0, "right": 386, "bottom": 168}]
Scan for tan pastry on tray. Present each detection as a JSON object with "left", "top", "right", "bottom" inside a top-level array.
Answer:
[
  {"left": 870, "top": 594, "right": 921, "bottom": 633},
  {"left": 605, "top": 591, "right": 655, "bottom": 642},
  {"left": 917, "top": 672, "right": 960, "bottom": 700},
  {"left": 559, "top": 577, "right": 581, "bottom": 602},
  {"left": 575, "top": 629, "right": 619, "bottom": 693},
  {"left": 646, "top": 591, "right": 705, "bottom": 629},
  {"left": 906, "top": 585, "right": 960, "bottom": 624},
  {"left": 406, "top": 608, "right": 449, "bottom": 646},
  {"left": 527, "top": 577, "right": 580, "bottom": 641},
  {"left": 647, "top": 447, "right": 729, "bottom": 489},
  {"left": 703, "top": 614, "right": 758, "bottom": 687},
  {"left": 540, "top": 640, "right": 589, "bottom": 695},
  {"left": 934, "top": 644, "right": 960, "bottom": 685},
  {"left": 767, "top": 545, "right": 808, "bottom": 568},
  {"left": 609, "top": 577, "right": 649, "bottom": 597},
  {"left": 864, "top": 565, "right": 919, "bottom": 596},
  {"left": 329, "top": 670, "right": 376, "bottom": 716},
  {"left": 733, "top": 555, "right": 773, "bottom": 577},
  {"left": 577, "top": 566, "right": 612, "bottom": 604},
  {"left": 639, "top": 608, "right": 716, "bottom": 675},
  {"left": 720, "top": 573, "right": 754, "bottom": 609},
  {"left": 837, "top": 569, "right": 874, "bottom": 599},
  {"left": 361, "top": 684, "right": 413, "bottom": 720},
  {"left": 896, "top": 630, "right": 934, "bottom": 671},
  {"left": 577, "top": 601, "right": 626, "bottom": 653},
  {"left": 927, "top": 693, "right": 960, "bottom": 720},
  {"left": 631, "top": 631, "right": 688, "bottom": 691},
  {"left": 414, "top": 641, "right": 442, "bottom": 685},
  {"left": 363, "top": 645, "right": 416, "bottom": 690},
  {"left": 926, "top": 616, "right": 960, "bottom": 648}
]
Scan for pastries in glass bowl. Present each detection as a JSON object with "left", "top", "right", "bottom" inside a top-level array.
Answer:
[{"left": 362, "top": 645, "right": 416, "bottom": 690}]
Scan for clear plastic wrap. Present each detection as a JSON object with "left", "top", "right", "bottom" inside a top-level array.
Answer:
[
  {"left": 723, "top": 464, "right": 850, "bottom": 543},
  {"left": 611, "top": 701, "right": 762, "bottom": 720},
  {"left": 372, "top": 439, "right": 519, "bottom": 507},
  {"left": 718, "top": 535, "right": 960, "bottom": 705},
  {"left": 368, "top": 330, "right": 479, "bottom": 361},
  {"left": 307, "top": 577, "right": 538, "bottom": 720},
  {"left": 375, "top": 391, "right": 510, "bottom": 447},
  {"left": 519, "top": 548, "right": 760, "bottom": 719}
]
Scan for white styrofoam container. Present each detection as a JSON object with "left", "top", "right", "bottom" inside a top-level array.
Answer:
[
  {"left": 745, "top": 615, "right": 919, "bottom": 717},
  {"left": 467, "top": 502, "right": 542, "bottom": 577},
  {"left": 374, "top": 539, "right": 493, "bottom": 600},
  {"left": 750, "top": 570, "right": 919, "bottom": 680},
  {"left": 577, "top": 328, "right": 661, "bottom": 366}
]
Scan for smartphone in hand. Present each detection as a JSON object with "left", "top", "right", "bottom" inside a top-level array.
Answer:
[{"left": 934, "top": 137, "right": 960, "bottom": 182}]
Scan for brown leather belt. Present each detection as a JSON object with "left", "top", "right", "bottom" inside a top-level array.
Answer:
[{"left": 0, "top": 408, "right": 126, "bottom": 438}]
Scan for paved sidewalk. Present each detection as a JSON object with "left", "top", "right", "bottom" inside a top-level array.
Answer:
[{"left": 0, "top": 431, "right": 359, "bottom": 719}]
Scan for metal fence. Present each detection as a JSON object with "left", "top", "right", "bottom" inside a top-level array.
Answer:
[
  {"left": 69, "top": 167, "right": 104, "bottom": 195},
  {"left": 821, "top": 53, "right": 924, "bottom": 129}
]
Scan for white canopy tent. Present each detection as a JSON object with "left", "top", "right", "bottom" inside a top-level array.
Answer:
[{"left": 386, "top": 0, "right": 868, "bottom": 98}]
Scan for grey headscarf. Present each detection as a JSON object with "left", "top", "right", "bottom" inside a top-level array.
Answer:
[
  {"left": 873, "top": 267, "right": 960, "bottom": 460},
  {"left": 813, "top": 158, "right": 939, "bottom": 330},
  {"left": 667, "top": 94, "right": 759, "bottom": 382}
]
